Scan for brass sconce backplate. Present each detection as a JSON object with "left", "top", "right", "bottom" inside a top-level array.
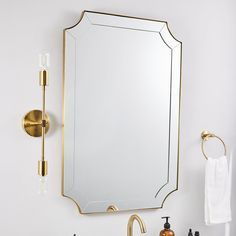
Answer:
[{"left": 23, "top": 109, "right": 50, "bottom": 137}]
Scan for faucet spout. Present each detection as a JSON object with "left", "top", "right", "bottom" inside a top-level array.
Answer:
[{"left": 127, "top": 214, "right": 147, "bottom": 236}]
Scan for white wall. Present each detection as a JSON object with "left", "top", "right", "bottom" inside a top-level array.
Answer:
[{"left": 0, "top": 0, "right": 235, "bottom": 235}]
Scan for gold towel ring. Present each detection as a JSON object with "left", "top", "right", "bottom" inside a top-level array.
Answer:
[{"left": 201, "top": 131, "right": 227, "bottom": 160}]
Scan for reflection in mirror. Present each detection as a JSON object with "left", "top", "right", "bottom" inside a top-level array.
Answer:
[{"left": 63, "top": 11, "right": 182, "bottom": 213}]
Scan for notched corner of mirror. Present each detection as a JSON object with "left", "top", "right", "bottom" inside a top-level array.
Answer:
[{"left": 64, "top": 10, "right": 87, "bottom": 31}]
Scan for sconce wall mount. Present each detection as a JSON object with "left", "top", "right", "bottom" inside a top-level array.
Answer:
[
  {"left": 22, "top": 54, "right": 50, "bottom": 177},
  {"left": 23, "top": 109, "right": 50, "bottom": 137}
]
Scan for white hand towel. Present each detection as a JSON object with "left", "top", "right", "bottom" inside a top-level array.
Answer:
[{"left": 205, "top": 155, "right": 231, "bottom": 225}]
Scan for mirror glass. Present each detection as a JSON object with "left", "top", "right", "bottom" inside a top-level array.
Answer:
[{"left": 63, "top": 11, "right": 182, "bottom": 213}]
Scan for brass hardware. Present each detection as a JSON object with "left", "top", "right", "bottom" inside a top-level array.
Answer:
[
  {"left": 201, "top": 131, "right": 214, "bottom": 140},
  {"left": 39, "top": 70, "right": 48, "bottom": 86},
  {"left": 22, "top": 110, "right": 50, "bottom": 137},
  {"left": 23, "top": 63, "right": 50, "bottom": 177},
  {"left": 127, "top": 214, "right": 147, "bottom": 236},
  {"left": 62, "top": 10, "right": 182, "bottom": 214},
  {"left": 201, "top": 130, "right": 227, "bottom": 160},
  {"left": 38, "top": 160, "right": 48, "bottom": 176},
  {"left": 106, "top": 205, "right": 119, "bottom": 212}
]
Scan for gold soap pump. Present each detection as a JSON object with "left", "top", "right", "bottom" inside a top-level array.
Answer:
[{"left": 160, "top": 217, "right": 175, "bottom": 236}]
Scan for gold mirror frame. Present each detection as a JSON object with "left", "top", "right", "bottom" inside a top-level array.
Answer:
[{"left": 62, "top": 10, "right": 182, "bottom": 214}]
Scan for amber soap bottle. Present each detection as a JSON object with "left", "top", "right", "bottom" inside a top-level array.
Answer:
[{"left": 160, "top": 217, "right": 175, "bottom": 236}]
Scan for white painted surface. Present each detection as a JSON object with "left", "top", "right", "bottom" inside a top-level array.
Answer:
[{"left": 0, "top": 0, "right": 235, "bottom": 235}]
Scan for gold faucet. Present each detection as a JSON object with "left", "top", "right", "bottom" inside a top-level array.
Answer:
[{"left": 127, "top": 214, "right": 147, "bottom": 236}]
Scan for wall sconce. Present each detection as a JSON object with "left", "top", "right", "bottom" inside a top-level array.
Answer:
[{"left": 22, "top": 54, "right": 50, "bottom": 181}]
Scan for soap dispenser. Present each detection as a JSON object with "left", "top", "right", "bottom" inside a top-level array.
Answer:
[{"left": 160, "top": 217, "right": 175, "bottom": 236}]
